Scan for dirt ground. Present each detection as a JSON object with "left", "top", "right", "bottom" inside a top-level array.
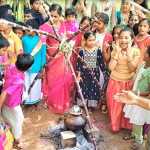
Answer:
[{"left": 18, "top": 103, "right": 140, "bottom": 150}]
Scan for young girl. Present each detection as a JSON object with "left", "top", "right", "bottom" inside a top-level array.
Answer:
[
  {"left": 128, "top": 13, "right": 140, "bottom": 29},
  {"left": 63, "top": 8, "right": 79, "bottom": 40},
  {"left": 72, "top": 16, "right": 91, "bottom": 67},
  {"left": 0, "top": 34, "right": 34, "bottom": 149},
  {"left": 92, "top": 12, "right": 113, "bottom": 63},
  {"left": 91, "top": 0, "right": 116, "bottom": 30},
  {"left": 134, "top": 18, "right": 150, "bottom": 62},
  {"left": 76, "top": 31, "right": 108, "bottom": 110},
  {"left": 40, "top": 4, "right": 73, "bottom": 114},
  {"left": 107, "top": 27, "right": 141, "bottom": 132},
  {"left": 123, "top": 47, "right": 150, "bottom": 149},
  {"left": 72, "top": 0, "right": 91, "bottom": 21},
  {"left": 22, "top": 20, "right": 46, "bottom": 106},
  {"left": 105, "top": 25, "right": 125, "bottom": 64}
]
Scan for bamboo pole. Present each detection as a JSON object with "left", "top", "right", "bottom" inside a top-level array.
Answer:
[{"left": 0, "top": 19, "right": 60, "bottom": 42}]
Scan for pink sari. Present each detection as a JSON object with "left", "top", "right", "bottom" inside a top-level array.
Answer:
[{"left": 40, "top": 22, "right": 73, "bottom": 114}]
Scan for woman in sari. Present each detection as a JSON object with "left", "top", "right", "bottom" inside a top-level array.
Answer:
[
  {"left": 40, "top": 4, "right": 73, "bottom": 114},
  {"left": 22, "top": 20, "right": 46, "bottom": 105}
]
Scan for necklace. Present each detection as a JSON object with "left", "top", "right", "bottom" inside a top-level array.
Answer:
[{"left": 121, "top": 50, "right": 127, "bottom": 57}]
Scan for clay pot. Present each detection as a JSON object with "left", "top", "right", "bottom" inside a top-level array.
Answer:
[{"left": 64, "top": 114, "right": 87, "bottom": 131}]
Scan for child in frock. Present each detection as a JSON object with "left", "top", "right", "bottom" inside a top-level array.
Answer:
[
  {"left": 107, "top": 27, "right": 140, "bottom": 132},
  {"left": 91, "top": 12, "right": 112, "bottom": 113},
  {"left": 134, "top": 18, "right": 150, "bottom": 62},
  {"left": 76, "top": 31, "right": 108, "bottom": 110},
  {"left": 0, "top": 34, "right": 34, "bottom": 149},
  {"left": 63, "top": 8, "right": 79, "bottom": 40},
  {"left": 123, "top": 47, "right": 150, "bottom": 148}
]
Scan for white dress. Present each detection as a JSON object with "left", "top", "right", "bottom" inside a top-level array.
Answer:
[{"left": 123, "top": 65, "right": 150, "bottom": 125}]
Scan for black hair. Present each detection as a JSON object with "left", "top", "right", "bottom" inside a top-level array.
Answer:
[
  {"left": 84, "top": 31, "right": 95, "bottom": 40},
  {"left": 49, "top": 3, "right": 62, "bottom": 16},
  {"left": 0, "top": 14, "right": 16, "bottom": 22},
  {"left": 0, "top": 33, "right": 9, "bottom": 49},
  {"left": 30, "top": 0, "right": 39, "bottom": 5},
  {"left": 15, "top": 53, "right": 34, "bottom": 72},
  {"left": 65, "top": 8, "right": 77, "bottom": 18},
  {"left": 120, "top": 27, "right": 135, "bottom": 38},
  {"left": 72, "top": 0, "right": 86, "bottom": 7},
  {"left": 128, "top": 13, "right": 139, "bottom": 23},
  {"left": 121, "top": 0, "right": 130, "bottom": 4},
  {"left": 147, "top": 46, "right": 150, "bottom": 57},
  {"left": 95, "top": 12, "right": 109, "bottom": 25},
  {"left": 24, "top": 8, "right": 33, "bottom": 15},
  {"left": 80, "top": 16, "right": 91, "bottom": 25},
  {"left": 112, "top": 25, "right": 126, "bottom": 36},
  {"left": 138, "top": 18, "right": 150, "bottom": 27},
  {"left": 0, "top": 4, "right": 13, "bottom": 18},
  {"left": 133, "top": 23, "right": 139, "bottom": 36},
  {"left": 26, "top": 19, "right": 39, "bottom": 29}
]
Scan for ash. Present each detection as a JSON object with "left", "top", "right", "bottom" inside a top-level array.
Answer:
[{"left": 46, "top": 121, "right": 104, "bottom": 150}]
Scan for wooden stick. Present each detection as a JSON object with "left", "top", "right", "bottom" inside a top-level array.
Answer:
[
  {"left": 0, "top": 19, "right": 61, "bottom": 42},
  {"left": 67, "top": 57, "right": 98, "bottom": 150}
]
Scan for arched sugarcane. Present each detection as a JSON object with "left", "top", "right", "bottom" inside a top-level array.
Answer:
[{"left": 0, "top": 18, "right": 101, "bottom": 149}]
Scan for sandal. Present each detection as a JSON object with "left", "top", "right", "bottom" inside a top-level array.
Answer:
[{"left": 123, "top": 135, "right": 135, "bottom": 141}]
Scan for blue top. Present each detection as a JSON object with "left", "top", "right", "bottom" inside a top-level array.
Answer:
[{"left": 22, "top": 34, "right": 46, "bottom": 73}]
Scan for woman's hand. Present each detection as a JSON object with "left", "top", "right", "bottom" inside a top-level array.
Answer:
[{"left": 114, "top": 90, "right": 138, "bottom": 105}]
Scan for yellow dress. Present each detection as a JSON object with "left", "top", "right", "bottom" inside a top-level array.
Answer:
[
  {"left": 7, "top": 31, "right": 22, "bottom": 64},
  {"left": 110, "top": 47, "right": 141, "bottom": 81},
  {"left": 106, "top": 47, "right": 140, "bottom": 132}
]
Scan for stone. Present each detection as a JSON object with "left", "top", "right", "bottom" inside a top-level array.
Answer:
[{"left": 61, "top": 131, "right": 76, "bottom": 148}]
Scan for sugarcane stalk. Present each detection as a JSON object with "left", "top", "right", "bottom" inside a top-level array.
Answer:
[
  {"left": 26, "top": 0, "right": 31, "bottom": 9},
  {"left": 67, "top": 57, "right": 97, "bottom": 150},
  {"left": 6, "top": 0, "right": 14, "bottom": 7},
  {"left": 27, "top": 24, "right": 90, "bottom": 94},
  {"left": 0, "top": 19, "right": 60, "bottom": 42},
  {"left": 16, "top": 0, "right": 25, "bottom": 22}
]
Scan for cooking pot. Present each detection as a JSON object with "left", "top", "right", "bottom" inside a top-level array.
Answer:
[{"left": 64, "top": 105, "right": 87, "bottom": 131}]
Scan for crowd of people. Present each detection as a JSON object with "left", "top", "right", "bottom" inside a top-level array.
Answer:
[{"left": 0, "top": 0, "right": 149, "bottom": 149}]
